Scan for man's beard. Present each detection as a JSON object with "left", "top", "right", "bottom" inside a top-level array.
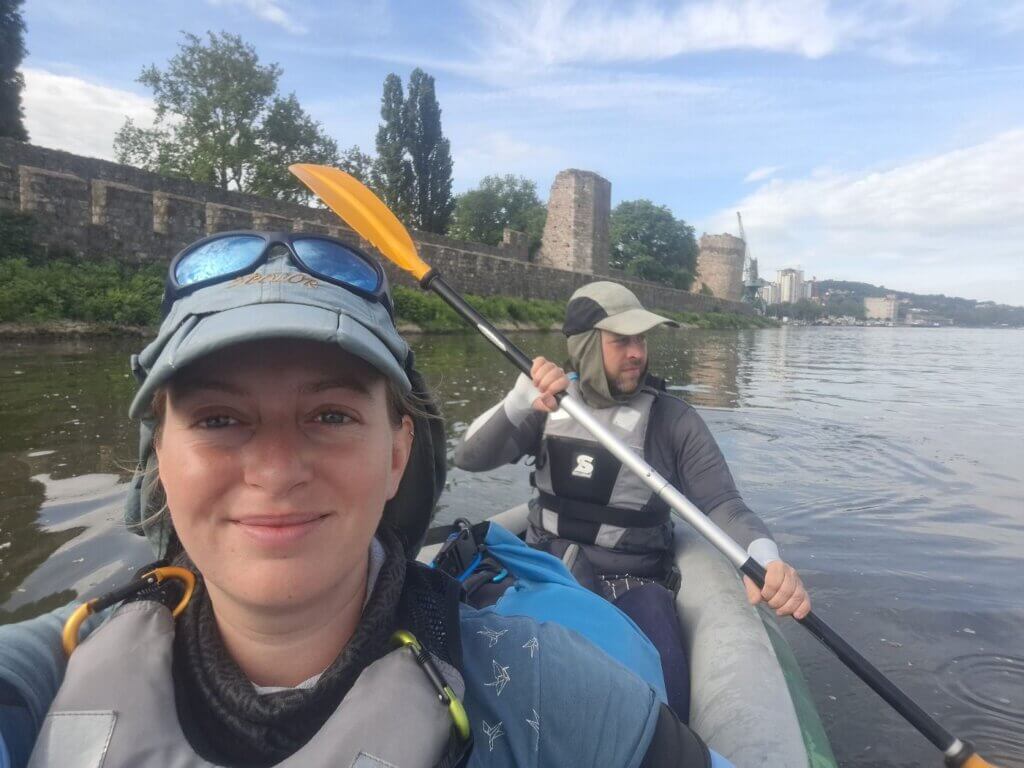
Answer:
[{"left": 608, "top": 363, "right": 647, "bottom": 397}]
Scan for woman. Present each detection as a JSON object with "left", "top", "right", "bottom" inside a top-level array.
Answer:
[{"left": 2, "top": 231, "right": 728, "bottom": 767}]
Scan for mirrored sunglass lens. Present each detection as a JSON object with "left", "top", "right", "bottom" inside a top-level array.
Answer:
[
  {"left": 174, "top": 236, "right": 265, "bottom": 287},
  {"left": 292, "top": 238, "right": 380, "bottom": 292}
]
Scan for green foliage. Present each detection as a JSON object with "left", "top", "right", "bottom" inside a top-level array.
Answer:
[
  {"left": 393, "top": 287, "right": 563, "bottom": 332},
  {"left": 610, "top": 200, "right": 697, "bottom": 290},
  {"left": 0, "top": 210, "right": 36, "bottom": 261},
  {"left": 823, "top": 295, "right": 866, "bottom": 319},
  {"left": 371, "top": 69, "right": 454, "bottom": 233},
  {"left": 405, "top": 69, "right": 454, "bottom": 233},
  {"left": 766, "top": 300, "right": 828, "bottom": 322},
  {"left": 0, "top": 258, "right": 164, "bottom": 325},
  {"left": 449, "top": 175, "right": 547, "bottom": 252},
  {"left": 817, "top": 280, "right": 887, "bottom": 298},
  {"left": 339, "top": 145, "right": 373, "bottom": 183},
  {"left": 247, "top": 93, "right": 339, "bottom": 201},
  {"left": 666, "top": 309, "right": 777, "bottom": 330},
  {"left": 0, "top": 0, "right": 28, "bottom": 141},
  {"left": 372, "top": 74, "right": 414, "bottom": 219},
  {"left": 113, "top": 31, "right": 337, "bottom": 201}
]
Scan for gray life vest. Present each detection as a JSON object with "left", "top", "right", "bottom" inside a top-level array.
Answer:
[
  {"left": 28, "top": 600, "right": 465, "bottom": 768},
  {"left": 529, "top": 381, "right": 673, "bottom": 577}
]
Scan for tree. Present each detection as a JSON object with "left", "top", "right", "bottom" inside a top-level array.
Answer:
[
  {"left": 0, "top": 0, "right": 29, "bottom": 141},
  {"left": 767, "top": 300, "right": 826, "bottom": 321},
  {"left": 113, "top": 32, "right": 337, "bottom": 200},
  {"left": 371, "top": 74, "right": 413, "bottom": 219},
  {"left": 404, "top": 68, "right": 454, "bottom": 233},
  {"left": 609, "top": 200, "right": 698, "bottom": 290},
  {"left": 824, "top": 295, "right": 866, "bottom": 319},
  {"left": 248, "top": 93, "right": 338, "bottom": 202},
  {"left": 339, "top": 145, "right": 373, "bottom": 183},
  {"left": 371, "top": 69, "right": 455, "bottom": 233},
  {"left": 449, "top": 175, "right": 546, "bottom": 251}
]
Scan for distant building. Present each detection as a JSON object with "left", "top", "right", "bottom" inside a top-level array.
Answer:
[
  {"left": 695, "top": 234, "right": 746, "bottom": 302},
  {"left": 805, "top": 276, "right": 818, "bottom": 301},
  {"left": 757, "top": 282, "right": 780, "bottom": 305},
  {"left": 777, "top": 268, "right": 804, "bottom": 303},
  {"left": 864, "top": 295, "right": 899, "bottom": 322}
]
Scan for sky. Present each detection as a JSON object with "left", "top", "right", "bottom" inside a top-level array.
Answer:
[{"left": 18, "top": 0, "right": 1024, "bottom": 304}]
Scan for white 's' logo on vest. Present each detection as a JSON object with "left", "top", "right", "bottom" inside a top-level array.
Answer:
[{"left": 572, "top": 454, "right": 595, "bottom": 478}]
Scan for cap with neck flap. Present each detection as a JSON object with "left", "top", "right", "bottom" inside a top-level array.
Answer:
[{"left": 562, "top": 281, "right": 678, "bottom": 408}]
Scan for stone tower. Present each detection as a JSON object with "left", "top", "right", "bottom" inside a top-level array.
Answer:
[
  {"left": 696, "top": 234, "right": 745, "bottom": 302},
  {"left": 536, "top": 169, "right": 611, "bottom": 274}
]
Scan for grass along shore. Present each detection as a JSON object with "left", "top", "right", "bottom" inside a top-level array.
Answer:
[{"left": 0, "top": 256, "right": 774, "bottom": 337}]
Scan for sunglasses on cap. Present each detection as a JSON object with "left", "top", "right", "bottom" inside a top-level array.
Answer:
[{"left": 163, "top": 231, "right": 392, "bottom": 318}]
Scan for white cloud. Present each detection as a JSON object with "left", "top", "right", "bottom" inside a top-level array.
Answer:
[
  {"left": 445, "top": 75, "right": 722, "bottom": 117},
  {"left": 467, "top": 0, "right": 846, "bottom": 67},
  {"left": 991, "top": 1, "right": 1024, "bottom": 32},
  {"left": 206, "top": 0, "right": 307, "bottom": 34},
  {"left": 744, "top": 165, "right": 781, "bottom": 183},
  {"left": 451, "top": 131, "right": 563, "bottom": 191},
  {"left": 706, "top": 130, "right": 1024, "bottom": 304},
  {"left": 462, "top": 0, "right": 957, "bottom": 76},
  {"left": 23, "top": 69, "right": 156, "bottom": 160}
]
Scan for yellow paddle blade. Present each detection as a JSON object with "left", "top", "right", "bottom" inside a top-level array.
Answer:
[
  {"left": 960, "top": 755, "right": 1000, "bottom": 768},
  {"left": 289, "top": 164, "right": 431, "bottom": 281}
]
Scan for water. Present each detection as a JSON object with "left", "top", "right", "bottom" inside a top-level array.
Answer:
[{"left": 1, "top": 327, "right": 1022, "bottom": 766}]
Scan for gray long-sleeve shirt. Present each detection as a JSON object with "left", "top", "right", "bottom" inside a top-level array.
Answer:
[{"left": 454, "top": 374, "right": 780, "bottom": 563}]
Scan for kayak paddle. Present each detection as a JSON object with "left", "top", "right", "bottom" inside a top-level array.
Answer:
[{"left": 289, "top": 163, "right": 999, "bottom": 768}]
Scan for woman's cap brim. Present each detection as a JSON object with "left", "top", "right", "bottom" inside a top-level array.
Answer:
[{"left": 129, "top": 302, "right": 411, "bottom": 419}]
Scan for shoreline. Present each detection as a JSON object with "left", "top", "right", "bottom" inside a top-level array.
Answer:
[
  {"left": 0, "top": 319, "right": 567, "bottom": 339},
  {"left": 0, "top": 317, "right": 768, "bottom": 339}
]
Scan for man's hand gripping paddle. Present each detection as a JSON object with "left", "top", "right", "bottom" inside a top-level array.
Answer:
[{"left": 289, "top": 163, "right": 1000, "bottom": 768}]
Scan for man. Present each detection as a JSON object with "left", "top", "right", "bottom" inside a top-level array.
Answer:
[{"left": 455, "top": 281, "right": 810, "bottom": 719}]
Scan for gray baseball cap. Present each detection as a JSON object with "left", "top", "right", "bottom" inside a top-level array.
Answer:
[
  {"left": 129, "top": 249, "right": 410, "bottom": 419},
  {"left": 562, "top": 281, "right": 679, "bottom": 337}
]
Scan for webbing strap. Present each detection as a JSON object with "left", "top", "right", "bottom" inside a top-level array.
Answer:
[{"left": 536, "top": 491, "right": 670, "bottom": 528}]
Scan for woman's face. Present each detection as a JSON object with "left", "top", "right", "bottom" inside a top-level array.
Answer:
[{"left": 154, "top": 339, "right": 413, "bottom": 613}]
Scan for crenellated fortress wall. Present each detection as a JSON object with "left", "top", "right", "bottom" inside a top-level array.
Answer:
[{"left": 0, "top": 139, "right": 752, "bottom": 317}]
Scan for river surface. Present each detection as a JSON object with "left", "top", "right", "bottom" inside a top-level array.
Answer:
[{"left": 1, "top": 327, "right": 1022, "bottom": 766}]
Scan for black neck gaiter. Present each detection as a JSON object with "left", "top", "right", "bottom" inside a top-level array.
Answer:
[{"left": 171, "top": 527, "right": 408, "bottom": 767}]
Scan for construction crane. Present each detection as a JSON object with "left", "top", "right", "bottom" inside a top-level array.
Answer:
[{"left": 737, "top": 212, "right": 765, "bottom": 309}]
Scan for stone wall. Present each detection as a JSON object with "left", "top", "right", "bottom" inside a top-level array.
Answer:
[
  {"left": 696, "top": 233, "right": 745, "bottom": 302},
  {"left": 536, "top": 169, "right": 611, "bottom": 275},
  {"left": 0, "top": 139, "right": 752, "bottom": 317},
  {"left": 0, "top": 139, "right": 348, "bottom": 262}
]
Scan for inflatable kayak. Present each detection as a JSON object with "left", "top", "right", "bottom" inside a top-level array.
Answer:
[{"left": 419, "top": 504, "right": 838, "bottom": 768}]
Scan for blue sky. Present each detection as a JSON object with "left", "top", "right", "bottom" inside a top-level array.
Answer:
[{"left": 19, "top": 0, "right": 1024, "bottom": 304}]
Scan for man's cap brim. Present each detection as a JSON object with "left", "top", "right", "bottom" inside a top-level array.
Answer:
[
  {"left": 129, "top": 302, "right": 411, "bottom": 419},
  {"left": 593, "top": 308, "right": 679, "bottom": 336}
]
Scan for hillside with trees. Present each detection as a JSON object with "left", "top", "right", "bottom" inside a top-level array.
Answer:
[{"left": 819, "top": 280, "right": 1024, "bottom": 326}]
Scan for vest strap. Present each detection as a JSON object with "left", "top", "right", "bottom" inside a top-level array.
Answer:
[{"left": 537, "top": 490, "right": 670, "bottom": 528}]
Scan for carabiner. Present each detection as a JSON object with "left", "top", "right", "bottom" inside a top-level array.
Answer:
[
  {"left": 392, "top": 629, "right": 471, "bottom": 742},
  {"left": 62, "top": 566, "right": 195, "bottom": 656}
]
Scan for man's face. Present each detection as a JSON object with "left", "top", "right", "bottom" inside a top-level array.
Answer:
[{"left": 600, "top": 330, "right": 648, "bottom": 395}]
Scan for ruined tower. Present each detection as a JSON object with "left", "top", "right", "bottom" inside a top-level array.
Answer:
[
  {"left": 696, "top": 234, "right": 745, "bottom": 302},
  {"left": 536, "top": 169, "right": 611, "bottom": 274}
]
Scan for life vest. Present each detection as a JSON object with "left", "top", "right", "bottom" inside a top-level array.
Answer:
[
  {"left": 27, "top": 557, "right": 673, "bottom": 768},
  {"left": 529, "top": 381, "right": 674, "bottom": 579},
  {"left": 28, "top": 599, "right": 468, "bottom": 768}
]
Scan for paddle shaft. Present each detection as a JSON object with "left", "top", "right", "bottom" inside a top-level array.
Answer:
[{"left": 424, "top": 270, "right": 978, "bottom": 767}]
